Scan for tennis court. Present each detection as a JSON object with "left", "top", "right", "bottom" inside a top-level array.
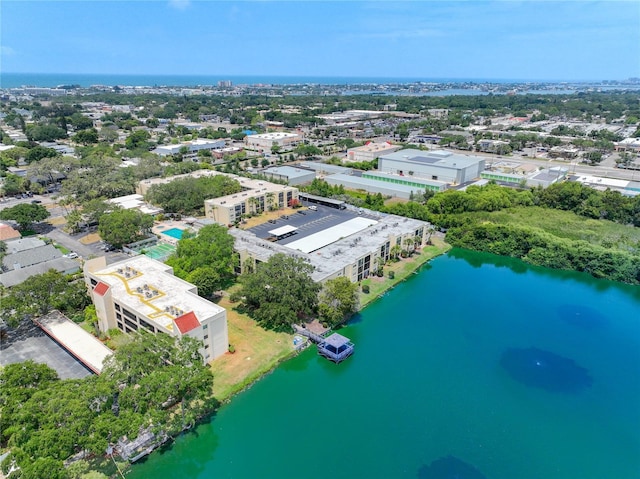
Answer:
[{"left": 143, "top": 243, "right": 176, "bottom": 261}]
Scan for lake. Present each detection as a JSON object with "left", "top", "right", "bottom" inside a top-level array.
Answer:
[{"left": 128, "top": 249, "right": 640, "bottom": 479}]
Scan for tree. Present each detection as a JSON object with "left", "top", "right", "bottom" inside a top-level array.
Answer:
[
  {"left": 0, "top": 203, "right": 50, "bottom": 230},
  {"left": 125, "top": 130, "right": 151, "bottom": 150},
  {"left": 98, "top": 209, "right": 153, "bottom": 248},
  {"left": 318, "top": 277, "right": 359, "bottom": 327},
  {"left": 73, "top": 128, "right": 99, "bottom": 145},
  {"left": 25, "top": 145, "right": 58, "bottom": 164},
  {"left": 0, "top": 271, "right": 89, "bottom": 326},
  {"left": 237, "top": 253, "right": 320, "bottom": 330},
  {"left": 166, "top": 224, "right": 238, "bottom": 297}
]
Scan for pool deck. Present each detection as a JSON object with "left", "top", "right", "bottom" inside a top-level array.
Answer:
[{"left": 152, "top": 220, "right": 195, "bottom": 246}]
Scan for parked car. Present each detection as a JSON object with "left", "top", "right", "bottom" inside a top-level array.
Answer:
[
  {"left": 31, "top": 200, "right": 42, "bottom": 204},
  {"left": 308, "top": 205, "right": 317, "bottom": 211},
  {"left": 66, "top": 252, "right": 79, "bottom": 259},
  {"left": 268, "top": 219, "right": 276, "bottom": 224}
]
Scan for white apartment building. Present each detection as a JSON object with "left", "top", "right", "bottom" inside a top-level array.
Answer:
[
  {"left": 245, "top": 132, "right": 302, "bottom": 150},
  {"left": 85, "top": 256, "right": 228, "bottom": 363}
]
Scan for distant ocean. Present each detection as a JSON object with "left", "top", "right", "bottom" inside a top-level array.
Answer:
[{"left": 0, "top": 72, "right": 566, "bottom": 88}]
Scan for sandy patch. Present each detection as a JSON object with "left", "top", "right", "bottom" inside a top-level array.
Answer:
[
  {"left": 79, "top": 233, "right": 102, "bottom": 244},
  {"left": 48, "top": 216, "right": 67, "bottom": 226}
]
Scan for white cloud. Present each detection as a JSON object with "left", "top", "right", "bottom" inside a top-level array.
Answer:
[
  {"left": 168, "top": 0, "right": 191, "bottom": 11},
  {"left": 1, "top": 46, "right": 16, "bottom": 56}
]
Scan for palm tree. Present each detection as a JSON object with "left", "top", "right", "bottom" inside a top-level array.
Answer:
[
  {"left": 403, "top": 237, "right": 414, "bottom": 255},
  {"left": 390, "top": 244, "right": 402, "bottom": 261}
]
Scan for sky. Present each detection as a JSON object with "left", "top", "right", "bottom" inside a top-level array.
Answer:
[{"left": 1, "top": 0, "right": 639, "bottom": 81}]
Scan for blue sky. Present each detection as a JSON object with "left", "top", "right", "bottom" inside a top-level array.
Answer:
[{"left": 1, "top": 1, "right": 639, "bottom": 81}]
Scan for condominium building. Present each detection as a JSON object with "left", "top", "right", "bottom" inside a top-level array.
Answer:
[
  {"left": 231, "top": 213, "right": 429, "bottom": 284},
  {"left": 205, "top": 176, "right": 299, "bottom": 225},
  {"left": 85, "top": 256, "right": 228, "bottom": 363}
]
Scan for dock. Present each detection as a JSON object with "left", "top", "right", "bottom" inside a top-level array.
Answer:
[{"left": 293, "top": 324, "right": 354, "bottom": 363}]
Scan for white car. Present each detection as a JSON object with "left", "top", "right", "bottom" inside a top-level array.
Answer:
[{"left": 66, "top": 252, "right": 79, "bottom": 259}]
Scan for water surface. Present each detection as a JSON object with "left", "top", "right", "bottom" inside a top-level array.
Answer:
[{"left": 129, "top": 250, "right": 640, "bottom": 479}]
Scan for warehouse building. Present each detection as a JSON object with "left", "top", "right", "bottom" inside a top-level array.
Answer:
[
  {"left": 347, "top": 141, "right": 401, "bottom": 163},
  {"left": 378, "top": 149, "right": 486, "bottom": 185},
  {"left": 153, "top": 139, "right": 225, "bottom": 157},
  {"left": 85, "top": 255, "right": 228, "bottom": 363},
  {"left": 262, "top": 166, "right": 316, "bottom": 185}
]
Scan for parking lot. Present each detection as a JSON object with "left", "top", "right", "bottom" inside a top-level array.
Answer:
[
  {"left": 247, "top": 204, "right": 377, "bottom": 246},
  {"left": 0, "top": 320, "right": 93, "bottom": 380}
]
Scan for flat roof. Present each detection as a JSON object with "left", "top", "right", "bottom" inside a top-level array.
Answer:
[
  {"left": 325, "top": 173, "right": 429, "bottom": 195},
  {"left": 91, "top": 255, "right": 225, "bottom": 332},
  {"left": 298, "top": 192, "right": 346, "bottom": 205},
  {"left": 248, "top": 132, "right": 300, "bottom": 140},
  {"left": 285, "top": 217, "right": 378, "bottom": 254},
  {"left": 263, "top": 166, "right": 315, "bottom": 179},
  {"left": 380, "top": 149, "right": 485, "bottom": 169},
  {"left": 35, "top": 311, "right": 113, "bottom": 374},
  {"left": 268, "top": 225, "right": 298, "bottom": 237}
]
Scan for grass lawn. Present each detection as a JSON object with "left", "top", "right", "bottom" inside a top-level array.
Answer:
[
  {"left": 209, "top": 288, "right": 295, "bottom": 401},
  {"left": 469, "top": 206, "right": 640, "bottom": 248},
  {"left": 359, "top": 237, "right": 451, "bottom": 308}
]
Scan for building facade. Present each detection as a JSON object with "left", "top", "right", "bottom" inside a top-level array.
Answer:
[
  {"left": 231, "top": 213, "right": 429, "bottom": 284},
  {"left": 205, "top": 177, "right": 299, "bottom": 225},
  {"left": 245, "top": 132, "right": 302, "bottom": 150},
  {"left": 346, "top": 141, "right": 401, "bottom": 163},
  {"left": 85, "top": 256, "right": 228, "bottom": 363},
  {"left": 378, "top": 149, "right": 486, "bottom": 185}
]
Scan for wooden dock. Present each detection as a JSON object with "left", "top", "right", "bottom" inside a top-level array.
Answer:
[{"left": 293, "top": 325, "right": 354, "bottom": 363}]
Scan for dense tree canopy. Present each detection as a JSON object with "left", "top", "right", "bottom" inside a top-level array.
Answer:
[
  {"left": 0, "top": 270, "right": 90, "bottom": 326},
  {"left": 145, "top": 175, "right": 242, "bottom": 215},
  {"left": 318, "top": 277, "right": 360, "bottom": 327},
  {"left": 0, "top": 203, "right": 50, "bottom": 230},
  {"left": 98, "top": 209, "right": 153, "bottom": 248},
  {"left": 166, "top": 224, "right": 238, "bottom": 297},
  {"left": 0, "top": 333, "right": 215, "bottom": 478},
  {"left": 235, "top": 253, "right": 320, "bottom": 330}
]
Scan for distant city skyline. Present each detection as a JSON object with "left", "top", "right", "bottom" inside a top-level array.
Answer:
[{"left": 1, "top": 1, "right": 639, "bottom": 82}]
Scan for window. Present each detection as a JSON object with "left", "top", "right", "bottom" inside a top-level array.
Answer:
[
  {"left": 116, "top": 313, "right": 122, "bottom": 321},
  {"left": 139, "top": 318, "right": 155, "bottom": 332},
  {"left": 202, "top": 324, "right": 208, "bottom": 330},
  {"left": 122, "top": 308, "right": 136, "bottom": 320},
  {"left": 114, "top": 303, "right": 121, "bottom": 312},
  {"left": 124, "top": 318, "right": 138, "bottom": 331},
  {"left": 90, "top": 278, "right": 97, "bottom": 286},
  {"left": 204, "top": 344, "right": 210, "bottom": 349},
  {"left": 204, "top": 335, "right": 209, "bottom": 340}
]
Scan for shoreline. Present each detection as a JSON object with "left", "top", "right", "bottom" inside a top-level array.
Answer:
[{"left": 102, "top": 238, "right": 452, "bottom": 477}]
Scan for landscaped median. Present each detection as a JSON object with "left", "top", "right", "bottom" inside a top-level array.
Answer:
[{"left": 359, "top": 237, "right": 451, "bottom": 309}]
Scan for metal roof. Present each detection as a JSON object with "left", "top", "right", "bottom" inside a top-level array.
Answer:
[
  {"left": 285, "top": 217, "right": 378, "bottom": 254},
  {"left": 268, "top": 225, "right": 298, "bottom": 237}
]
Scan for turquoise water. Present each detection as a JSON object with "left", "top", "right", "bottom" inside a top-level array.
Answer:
[
  {"left": 161, "top": 228, "right": 184, "bottom": 240},
  {"left": 129, "top": 250, "right": 640, "bottom": 479}
]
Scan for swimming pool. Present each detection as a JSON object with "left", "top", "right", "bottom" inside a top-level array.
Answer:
[{"left": 162, "top": 227, "right": 184, "bottom": 240}]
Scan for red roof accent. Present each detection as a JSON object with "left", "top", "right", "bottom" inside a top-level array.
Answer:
[
  {"left": 93, "top": 281, "right": 109, "bottom": 296},
  {"left": 174, "top": 311, "right": 200, "bottom": 334}
]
